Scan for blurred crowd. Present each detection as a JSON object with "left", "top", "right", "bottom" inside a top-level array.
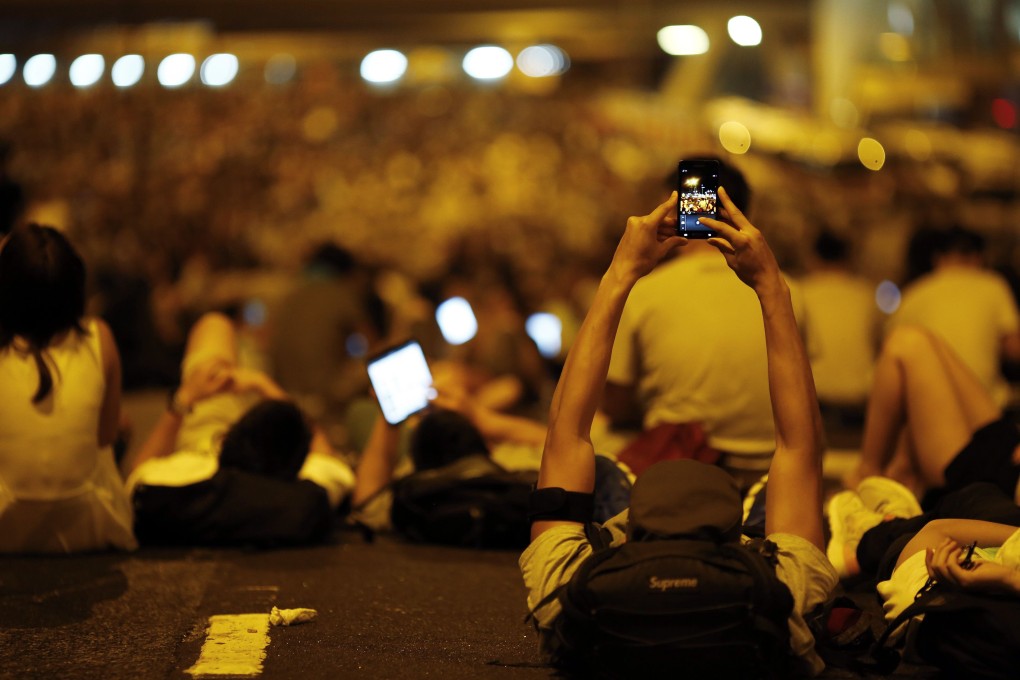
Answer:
[{"left": 1, "top": 73, "right": 1019, "bottom": 421}]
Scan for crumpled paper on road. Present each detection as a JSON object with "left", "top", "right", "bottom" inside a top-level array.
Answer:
[{"left": 269, "top": 606, "right": 317, "bottom": 627}]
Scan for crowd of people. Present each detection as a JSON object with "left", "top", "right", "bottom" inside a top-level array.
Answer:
[{"left": 2, "top": 81, "right": 1020, "bottom": 675}]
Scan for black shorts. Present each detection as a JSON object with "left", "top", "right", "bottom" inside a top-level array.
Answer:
[{"left": 943, "top": 416, "right": 1020, "bottom": 498}]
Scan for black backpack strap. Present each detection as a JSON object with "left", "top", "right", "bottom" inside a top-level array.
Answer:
[
  {"left": 722, "top": 542, "right": 794, "bottom": 646},
  {"left": 584, "top": 521, "right": 614, "bottom": 553},
  {"left": 849, "top": 578, "right": 943, "bottom": 676}
]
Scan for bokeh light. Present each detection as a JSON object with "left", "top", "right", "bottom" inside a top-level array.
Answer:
[
  {"left": 526, "top": 313, "right": 562, "bottom": 359},
  {"left": 0, "top": 55, "right": 16, "bottom": 86},
  {"left": 436, "top": 297, "right": 478, "bottom": 345},
  {"left": 516, "top": 45, "right": 569, "bottom": 77},
  {"left": 858, "top": 137, "right": 886, "bottom": 171},
  {"left": 719, "top": 121, "right": 751, "bottom": 154},
  {"left": 69, "top": 54, "right": 105, "bottom": 88},
  {"left": 200, "top": 53, "right": 239, "bottom": 87},
  {"left": 657, "top": 25, "right": 710, "bottom": 56},
  {"left": 992, "top": 98, "right": 1017, "bottom": 129},
  {"left": 876, "top": 280, "right": 901, "bottom": 314},
  {"left": 264, "top": 53, "right": 297, "bottom": 85},
  {"left": 24, "top": 54, "right": 56, "bottom": 88},
  {"left": 727, "top": 16, "right": 763, "bottom": 47},
  {"left": 462, "top": 46, "right": 514, "bottom": 80},
  {"left": 112, "top": 55, "right": 144, "bottom": 87},
  {"left": 157, "top": 54, "right": 196, "bottom": 88},
  {"left": 360, "top": 50, "right": 408, "bottom": 84},
  {"left": 888, "top": 2, "right": 915, "bottom": 35},
  {"left": 345, "top": 333, "right": 369, "bottom": 358}
]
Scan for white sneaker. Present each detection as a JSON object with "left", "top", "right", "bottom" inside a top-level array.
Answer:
[
  {"left": 857, "top": 476, "right": 922, "bottom": 520},
  {"left": 826, "top": 491, "right": 885, "bottom": 579}
]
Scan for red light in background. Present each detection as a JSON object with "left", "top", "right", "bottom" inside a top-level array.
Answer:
[{"left": 991, "top": 98, "right": 1016, "bottom": 129}]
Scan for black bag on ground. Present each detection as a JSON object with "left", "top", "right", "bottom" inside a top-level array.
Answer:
[
  {"left": 550, "top": 532, "right": 795, "bottom": 679},
  {"left": 390, "top": 454, "right": 536, "bottom": 549},
  {"left": 133, "top": 469, "right": 333, "bottom": 547},
  {"left": 861, "top": 579, "right": 1020, "bottom": 680}
]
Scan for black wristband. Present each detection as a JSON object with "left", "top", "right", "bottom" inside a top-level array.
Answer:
[{"left": 528, "top": 487, "right": 594, "bottom": 524}]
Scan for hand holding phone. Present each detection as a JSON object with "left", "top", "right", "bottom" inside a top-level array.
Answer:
[
  {"left": 677, "top": 159, "right": 721, "bottom": 239},
  {"left": 366, "top": 340, "right": 436, "bottom": 425}
]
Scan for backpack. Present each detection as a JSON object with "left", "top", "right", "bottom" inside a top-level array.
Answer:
[
  {"left": 390, "top": 454, "right": 536, "bottom": 549},
  {"left": 133, "top": 469, "right": 333, "bottom": 547},
  {"left": 861, "top": 579, "right": 1020, "bottom": 680},
  {"left": 547, "top": 529, "right": 795, "bottom": 679}
]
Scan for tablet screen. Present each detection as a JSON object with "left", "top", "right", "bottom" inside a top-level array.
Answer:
[{"left": 366, "top": 340, "right": 435, "bottom": 425}]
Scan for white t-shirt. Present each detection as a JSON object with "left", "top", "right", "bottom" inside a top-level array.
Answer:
[
  {"left": 889, "top": 266, "right": 1020, "bottom": 406},
  {"left": 799, "top": 270, "right": 878, "bottom": 405},
  {"left": 608, "top": 252, "right": 806, "bottom": 456},
  {"left": 126, "top": 450, "right": 355, "bottom": 509}
]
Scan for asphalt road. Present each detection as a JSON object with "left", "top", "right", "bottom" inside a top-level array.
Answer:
[
  {"left": 0, "top": 532, "right": 548, "bottom": 680},
  {"left": 0, "top": 527, "right": 941, "bottom": 680}
]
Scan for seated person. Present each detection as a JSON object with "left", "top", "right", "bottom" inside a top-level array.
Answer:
[
  {"left": 827, "top": 479, "right": 1020, "bottom": 675},
  {"left": 602, "top": 160, "right": 808, "bottom": 488},
  {"left": 845, "top": 324, "right": 1020, "bottom": 508},
  {"left": 125, "top": 312, "right": 355, "bottom": 547},
  {"left": 0, "top": 224, "right": 135, "bottom": 553},
  {"left": 521, "top": 188, "right": 837, "bottom": 675}
]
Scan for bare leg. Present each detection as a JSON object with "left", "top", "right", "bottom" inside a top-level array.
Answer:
[
  {"left": 910, "top": 328, "right": 1000, "bottom": 485},
  {"left": 180, "top": 312, "right": 239, "bottom": 377},
  {"left": 852, "top": 325, "right": 998, "bottom": 490},
  {"left": 882, "top": 432, "right": 923, "bottom": 497}
]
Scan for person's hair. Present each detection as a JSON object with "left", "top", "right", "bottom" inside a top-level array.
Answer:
[
  {"left": 0, "top": 224, "right": 86, "bottom": 403},
  {"left": 937, "top": 225, "right": 985, "bottom": 257},
  {"left": 218, "top": 400, "right": 313, "bottom": 480},
  {"left": 666, "top": 155, "right": 752, "bottom": 215},
  {"left": 813, "top": 229, "right": 850, "bottom": 263},
  {"left": 306, "top": 242, "right": 355, "bottom": 277},
  {"left": 904, "top": 225, "right": 942, "bottom": 284},
  {"left": 410, "top": 408, "right": 489, "bottom": 471}
]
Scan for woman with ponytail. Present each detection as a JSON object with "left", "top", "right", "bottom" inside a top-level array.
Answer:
[{"left": 0, "top": 224, "right": 136, "bottom": 552}]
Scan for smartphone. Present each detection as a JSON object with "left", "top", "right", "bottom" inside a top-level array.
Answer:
[
  {"left": 677, "top": 159, "right": 721, "bottom": 239},
  {"left": 366, "top": 340, "right": 436, "bottom": 425},
  {"left": 961, "top": 540, "right": 978, "bottom": 570}
]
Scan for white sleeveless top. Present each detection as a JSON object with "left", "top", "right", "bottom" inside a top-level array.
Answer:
[{"left": 0, "top": 319, "right": 136, "bottom": 553}]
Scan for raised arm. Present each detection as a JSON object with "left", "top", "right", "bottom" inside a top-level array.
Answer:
[
  {"left": 351, "top": 413, "right": 402, "bottom": 507},
  {"left": 431, "top": 386, "right": 548, "bottom": 447},
  {"left": 125, "top": 359, "right": 232, "bottom": 473},
  {"left": 701, "top": 187, "right": 825, "bottom": 549},
  {"left": 532, "top": 192, "right": 685, "bottom": 540}
]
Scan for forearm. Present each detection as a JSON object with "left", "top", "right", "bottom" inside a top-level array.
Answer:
[
  {"left": 760, "top": 278, "right": 825, "bottom": 548},
  {"left": 250, "top": 373, "right": 288, "bottom": 400},
  {"left": 896, "top": 519, "right": 1020, "bottom": 570},
  {"left": 758, "top": 279, "right": 823, "bottom": 457},
  {"left": 351, "top": 415, "right": 401, "bottom": 506},
  {"left": 548, "top": 267, "right": 636, "bottom": 437},
  {"left": 540, "top": 266, "right": 636, "bottom": 490},
  {"left": 472, "top": 407, "right": 547, "bottom": 447}
]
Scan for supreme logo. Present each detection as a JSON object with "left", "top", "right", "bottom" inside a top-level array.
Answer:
[{"left": 648, "top": 576, "right": 698, "bottom": 591}]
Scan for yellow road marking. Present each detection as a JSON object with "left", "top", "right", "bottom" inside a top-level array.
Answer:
[{"left": 186, "top": 614, "right": 271, "bottom": 677}]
